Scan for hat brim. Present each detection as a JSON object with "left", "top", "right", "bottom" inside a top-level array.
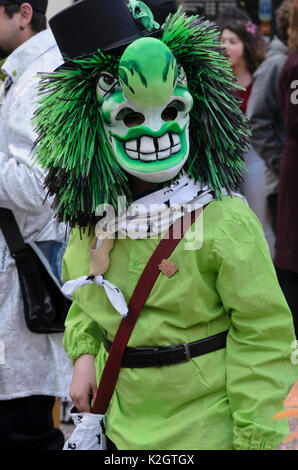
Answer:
[{"left": 53, "top": 28, "right": 163, "bottom": 72}]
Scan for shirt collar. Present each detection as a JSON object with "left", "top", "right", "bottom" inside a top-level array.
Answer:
[{"left": 1, "top": 29, "right": 57, "bottom": 83}]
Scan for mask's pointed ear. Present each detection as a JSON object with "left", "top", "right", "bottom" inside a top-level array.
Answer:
[
  {"left": 32, "top": 54, "right": 132, "bottom": 229},
  {"left": 161, "top": 10, "right": 249, "bottom": 195}
]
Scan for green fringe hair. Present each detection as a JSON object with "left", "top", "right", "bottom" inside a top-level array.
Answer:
[{"left": 33, "top": 10, "right": 249, "bottom": 228}]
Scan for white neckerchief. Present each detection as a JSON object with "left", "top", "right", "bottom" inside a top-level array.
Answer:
[
  {"left": 95, "top": 172, "right": 246, "bottom": 240},
  {"left": 62, "top": 275, "right": 128, "bottom": 318}
]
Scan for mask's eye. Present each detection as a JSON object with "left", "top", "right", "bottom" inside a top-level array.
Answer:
[
  {"left": 97, "top": 72, "right": 119, "bottom": 99},
  {"left": 177, "top": 65, "right": 187, "bottom": 86}
]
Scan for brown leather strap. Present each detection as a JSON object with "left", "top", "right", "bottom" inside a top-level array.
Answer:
[{"left": 92, "top": 206, "right": 205, "bottom": 414}]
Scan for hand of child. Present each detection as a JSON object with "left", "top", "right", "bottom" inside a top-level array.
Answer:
[{"left": 70, "top": 354, "right": 97, "bottom": 413}]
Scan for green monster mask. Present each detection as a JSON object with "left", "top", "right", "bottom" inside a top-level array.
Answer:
[
  {"left": 33, "top": 9, "right": 249, "bottom": 228},
  {"left": 98, "top": 37, "right": 193, "bottom": 183}
]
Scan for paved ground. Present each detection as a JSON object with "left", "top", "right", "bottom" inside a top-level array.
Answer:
[
  {"left": 60, "top": 422, "right": 74, "bottom": 442},
  {"left": 276, "top": 379, "right": 298, "bottom": 450},
  {"left": 60, "top": 379, "right": 298, "bottom": 450}
]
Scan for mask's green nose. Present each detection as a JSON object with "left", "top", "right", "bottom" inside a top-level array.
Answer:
[{"left": 119, "top": 37, "right": 178, "bottom": 108}]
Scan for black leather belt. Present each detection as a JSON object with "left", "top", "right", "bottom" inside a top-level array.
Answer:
[{"left": 102, "top": 330, "right": 228, "bottom": 368}]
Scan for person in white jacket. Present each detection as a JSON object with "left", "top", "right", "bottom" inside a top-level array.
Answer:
[{"left": 0, "top": 0, "right": 72, "bottom": 450}]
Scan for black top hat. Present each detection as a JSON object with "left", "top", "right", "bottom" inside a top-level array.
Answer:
[
  {"left": 49, "top": 0, "right": 177, "bottom": 60},
  {"left": 144, "top": 0, "right": 177, "bottom": 26}
]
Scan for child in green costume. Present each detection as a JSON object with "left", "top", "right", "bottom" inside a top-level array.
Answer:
[{"left": 34, "top": 0, "right": 297, "bottom": 450}]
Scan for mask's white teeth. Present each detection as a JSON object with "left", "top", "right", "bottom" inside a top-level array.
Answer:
[
  {"left": 171, "top": 143, "right": 181, "bottom": 155},
  {"left": 125, "top": 149, "right": 139, "bottom": 160},
  {"left": 139, "top": 152, "right": 157, "bottom": 162},
  {"left": 157, "top": 148, "right": 171, "bottom": 160},
  {"left": 170, "top": 132, "right": 181, "bottom": 155},
  {"left": 139, "top": 136, "right": 156, "bottom": 154},
  {"left": 124, "top": 133, "right": 181, "bottom": 161},
  {"left": 172, "top": 133, "right": 180, "bottom": 147},
  {"left": 125, "top": 139, "right": 138, "bottom": 151},
  {"left": 157, "top": 133, "right": 171, "bottom": 151}
]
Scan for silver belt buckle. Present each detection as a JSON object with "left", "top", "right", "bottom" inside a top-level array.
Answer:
[{"left": 182, "top": 342, "right": 191, "bottom": 361}]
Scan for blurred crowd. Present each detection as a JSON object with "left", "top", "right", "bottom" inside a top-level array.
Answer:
[
  {"left": 0, "top": 0, "right": 297, "bottom": 451},
  {"left": 215, "top": 0, "right": 298, "bottom": 340}
]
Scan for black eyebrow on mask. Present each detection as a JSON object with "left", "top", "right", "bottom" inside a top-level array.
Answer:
[
  {"left": 119, "top": 60, "right": 148, "bottom": 88},
  {"left": 163, "top": 52, "right": 176, "bottom": 84}
]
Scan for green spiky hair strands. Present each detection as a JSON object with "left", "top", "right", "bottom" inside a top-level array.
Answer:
[
  {"left": 161, "top": 12, "right": 248, "bottom": 191},
  {"left": 33, "top": 51, "right": 131, "bottom": 228},
  {"left": 33, "top": 9, "right": 249, "bottom": 229}
]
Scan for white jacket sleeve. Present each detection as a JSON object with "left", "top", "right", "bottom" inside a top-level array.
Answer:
[{"left": 0, "top": 68, "right": 47, "bottom": 214}]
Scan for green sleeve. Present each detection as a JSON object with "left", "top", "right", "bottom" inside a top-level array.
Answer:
[
  {"left": 62, "top": 299, "right": 102, "bottom": 365},
  {"left": 214, "top": 208, "right": 297, "bottom": 450},
  {"left": 62, "top": 227, "right": 102, "bottom": 365}
]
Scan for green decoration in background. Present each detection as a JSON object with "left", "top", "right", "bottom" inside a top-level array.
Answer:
[
  {"left": 128, "top": 0, "right": 160, "bottom": 30},
  {"left": 33, "top": 8, "right": 249, "bottom": 229}
]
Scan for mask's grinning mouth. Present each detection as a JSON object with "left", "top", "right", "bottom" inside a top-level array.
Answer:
[{"left": 123, "top": 132, "right": 181, "bottom": 162}]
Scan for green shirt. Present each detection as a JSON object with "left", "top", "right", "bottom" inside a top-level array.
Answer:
[{"left": 62, "top": 196, "right": 297, "bottom": 450}]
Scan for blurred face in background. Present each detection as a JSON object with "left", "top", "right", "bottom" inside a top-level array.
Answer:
[
  {"left": 0, "top": 4, "right": 34, "bottom": 56},
  {"left": 0, "top": 6, "right": 20, "bottom": 55},
  {"left": 221, "top": 28, "right": 245, "bottom": 70}
]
